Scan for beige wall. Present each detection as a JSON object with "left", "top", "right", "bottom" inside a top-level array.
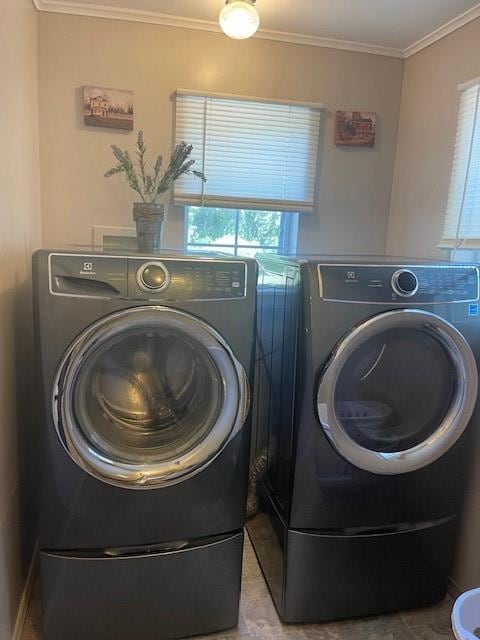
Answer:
[
  {"left": 386, "top": 18, "right": 480, "bottom": 259},
  {"left": 37, "top": 13, "right": 403, "bottom": 254},
  {"left": 385, "top": 19, "right": 480, "bottom": 591},
  {"left": 0, "top": 0, "right": 42, "bottom": 637}
]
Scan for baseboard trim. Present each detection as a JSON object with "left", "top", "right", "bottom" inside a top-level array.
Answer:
[
  {"left": 447, "top": 576, "right": 462, "bottom": 600},
  {"left": 12, "top": 543, "right": 39, "bottom": 640}
]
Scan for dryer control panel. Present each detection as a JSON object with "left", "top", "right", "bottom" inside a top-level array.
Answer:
[
  {"left": 49, "top": 253, "right": 247, "bottom": 300},
  {"left": 317, "top": 264, "right": 479, "bottom": 304}
]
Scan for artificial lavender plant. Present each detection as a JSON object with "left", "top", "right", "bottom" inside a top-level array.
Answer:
[{"left": 105, "top": 130, "right": 206, "bottom": 203}]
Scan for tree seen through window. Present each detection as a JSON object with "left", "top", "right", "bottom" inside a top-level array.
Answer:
[{"left": 186, "top": 207, "right": 295, "bottom": 257}]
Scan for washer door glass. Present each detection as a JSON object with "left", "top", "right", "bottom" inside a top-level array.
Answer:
[
  {"left": 54, "top": 307, "right": 249, "bottom": 488},
  {"left": 317, "top": 310, "right": 478, "bottom": 474}
]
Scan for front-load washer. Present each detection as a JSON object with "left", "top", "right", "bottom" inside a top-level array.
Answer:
[
  {"left": 247, "top": 255, "right": 480, "bottom": 623},
  {"left": 33, "top": 249, "right": 257, "bottom": 640}
]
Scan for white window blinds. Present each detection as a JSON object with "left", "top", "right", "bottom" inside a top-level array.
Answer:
[
  {"left": 174, "top": 90, "right": 323, "bottom": 213},
  {"left": 441, "top": 78, "right": 480, "bottom": 248}
]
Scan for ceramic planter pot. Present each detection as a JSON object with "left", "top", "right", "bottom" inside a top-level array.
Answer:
[{"left": 133, "top": 203, "right": 166, "bottom": 252}]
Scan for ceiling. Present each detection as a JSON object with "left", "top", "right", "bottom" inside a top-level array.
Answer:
[{"left": 33, "top": 0, "right": 480, "bottom": 57}]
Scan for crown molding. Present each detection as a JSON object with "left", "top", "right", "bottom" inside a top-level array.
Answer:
[
  {"left": 404, "top": 3, "right": 480, "bottom": 58},
  {"left": 31, "top": 0, "right": 404, "bottom": 57},
  {"left": 32, "top": 0, "right": 480, "bottom": 60},
  {"left": 254, "top": 29, "right": 403, "bottom": 57},
  {"left": 32, "top": 0, "right": 222, "bottom": 32}
]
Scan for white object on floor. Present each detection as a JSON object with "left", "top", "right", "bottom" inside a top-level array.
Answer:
[{"left": 452, "top": 587, "right": 480, "bottom": 640}]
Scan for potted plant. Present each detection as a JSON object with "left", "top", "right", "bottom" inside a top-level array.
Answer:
[{"left": 105, "top": 131, "right": 206, "bottom": 251}]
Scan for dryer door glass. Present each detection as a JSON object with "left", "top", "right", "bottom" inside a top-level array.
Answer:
[
  {"left": 334, "top": 327, "right": 455, "bottom": 453},
  {"left": 317, "top": 310, "right": 478, "bottom": 474},
  {"left": 54, "top": 307, "right": 249, "bottom": 488}
]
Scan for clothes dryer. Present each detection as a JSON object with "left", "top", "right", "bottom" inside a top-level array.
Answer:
[{"left": 248, "top": 255, "right": 479, "bottom": 622}]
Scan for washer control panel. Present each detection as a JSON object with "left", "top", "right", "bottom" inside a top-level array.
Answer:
[
  {"left": 318, "top": 264, "right": 479, "bottom": 303},
  {"left": 49, "top": 253, "right": 247, "bottom": 300},
  {"left": 129, "top": 258, "right": 247, "bottom": 300}
]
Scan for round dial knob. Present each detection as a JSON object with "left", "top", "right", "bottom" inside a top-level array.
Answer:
[
  {"left": 137, "top": 262, "right": 170, "bottom": 292},
  {"left": 392, "top": 269, "right": 418, "bottom": 297}
]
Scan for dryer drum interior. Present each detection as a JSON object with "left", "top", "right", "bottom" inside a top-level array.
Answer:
[
  {"left": 317, "top": 309, "right": 479, "bottom": 474},
  {"left": 53, "top": 306, "right": 249, "bottom": 489}
]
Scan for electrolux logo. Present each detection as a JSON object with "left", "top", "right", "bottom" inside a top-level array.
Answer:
[{"left": 80, "top": 262, "right": 96, "bottom": 276}]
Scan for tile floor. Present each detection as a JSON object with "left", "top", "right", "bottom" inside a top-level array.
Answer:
[{"left": 20, "top": 534, "right": 455, "bottom": 640}]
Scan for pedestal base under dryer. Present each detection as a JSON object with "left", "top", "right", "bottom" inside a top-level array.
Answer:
[
  {"left": 247, "top": 509, "right": 456, "bottom": 623},
  {"left": 40, "top": 531, "right": 243, "bottom": 640}
]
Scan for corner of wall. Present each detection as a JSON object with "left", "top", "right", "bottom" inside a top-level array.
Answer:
[{"left": 384, "top": 59, "right": 406, "bottom": 257}]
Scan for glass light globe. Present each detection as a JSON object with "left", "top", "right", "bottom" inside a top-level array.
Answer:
[{"left": 219, "top": 0, "right": 260, "bottom": 40}]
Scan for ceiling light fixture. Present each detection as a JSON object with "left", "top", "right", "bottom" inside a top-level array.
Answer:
[{"left": 219, "top": 0, "right": 260, "bottom": 40}]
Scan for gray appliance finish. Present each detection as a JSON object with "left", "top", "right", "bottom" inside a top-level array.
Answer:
[
  {"left": 33, "top": 249, "right": 257, "bottom": 640},
  {"left": 248, "top": 255, "right": 480, "bottom": 623}
]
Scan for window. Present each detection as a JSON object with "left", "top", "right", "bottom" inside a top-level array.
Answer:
[
  {"left": 185, "top": 207, "right": 298, "bottom": 257},
  {"left": 441, "top": 78, "right": 480, "bottom": 249},
  {"left": 175, "top": 90, "right": 322, "bottom": 255}
]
